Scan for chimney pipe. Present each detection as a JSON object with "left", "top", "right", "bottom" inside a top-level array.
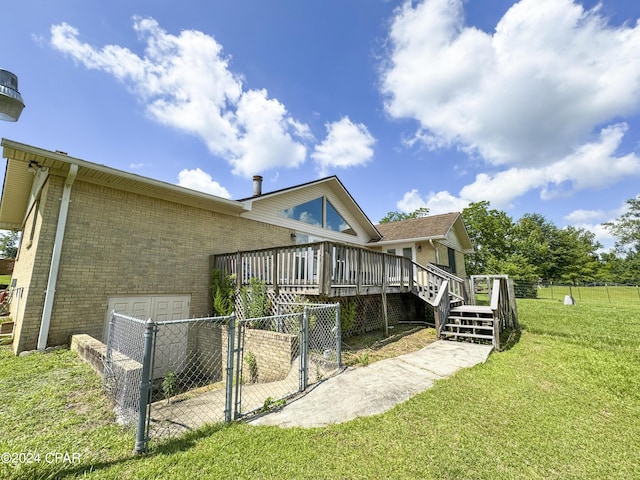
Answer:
[{"left": 252, "top": 175, "right": 263, "bottom": 196}]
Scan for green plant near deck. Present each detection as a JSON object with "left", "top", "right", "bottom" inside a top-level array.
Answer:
[
  {"left": 162, "top": 371, "right": 178, "bottom": 403},
  {"left": 340, "top": 298, "right": 356, "bottom": 334},
  {"left": 241, "top": 277, "right": 270, "bottom": 319},
  {"left": 244, "top": 350, "right": 258, "bottom": 384},
  {"left": 210, "top": 269, "right": 235, "bottom": 316}
]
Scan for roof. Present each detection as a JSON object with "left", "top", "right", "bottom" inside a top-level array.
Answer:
[
  {"left": 0, "top": 139, "right": 247, "bottom": 230},
  {"left": 373, "top": 212, "right": 473, "bottom": 251},
  {"left": 240, "top": 175, "right": 382, "bottom": 241}
]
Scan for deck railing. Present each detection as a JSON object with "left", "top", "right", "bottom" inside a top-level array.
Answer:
[
  {"left": 489, "top": 276, "right": 520, "bottom": 348},
  {"left": 212, "top": 241, "right": 467, "bottom": 305}
]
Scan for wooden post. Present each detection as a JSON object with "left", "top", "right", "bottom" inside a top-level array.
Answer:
[
  {"left": 319, "top": 242, "right": 332, "bottom": 295},
  {"left": 356, "top": 248, "right": 362, "bottom": 295},
  {"left": 381, "top": 258, "right": 389, "bottom": 337},
  {"left": 235, "top": 252, "right": 242, "bottom": 291},
  {"left": 273, "top": 248, "right": 279, "bottom": 295}
]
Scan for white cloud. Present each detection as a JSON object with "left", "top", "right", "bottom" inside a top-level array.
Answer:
[
  {"left": 397, "top": 189, "right": 469, "bottom": 215},
  {"left": 382, "top": 0, "right": 640, "bottom": 203},
  {"left": 50, "top": 17, "right": 309, "bottom": 177},
  {"left": 311, "top": 117, "right": 376, "bottom": 176},
  {"left": 395, "top": 123, "right": 640, "bottom": 213},
  {"left": 564, "top": 209, "right": 605, "bottom": 223},
  {"left": 177, "top": 168, "right": 231, "bottom": 198}
]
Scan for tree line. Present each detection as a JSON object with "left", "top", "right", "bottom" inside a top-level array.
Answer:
[{"left": 463, "top": 198, "right": 640, "bottom": 284}]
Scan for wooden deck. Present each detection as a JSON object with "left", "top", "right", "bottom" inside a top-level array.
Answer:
[
  {"left": 212, "top": 242, "right": 519, "bottom": 350},
  {"left": 211, "top": 241, "right": 466, "bottom": 304}
]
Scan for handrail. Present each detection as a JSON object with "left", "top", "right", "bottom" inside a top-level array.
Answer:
[
  {"left": 432, "top": 279, "right": 450, "bottom": 336},
  {"left": 212, "top": 241, "right": 466, "bottom": 302},
  {"left": 489, "top": 277, "right": 519, "bottom": 349}
]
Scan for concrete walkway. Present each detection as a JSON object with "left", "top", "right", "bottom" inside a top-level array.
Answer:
[{"left": 249, "top": 340, "right": 493, "bottom": 428}]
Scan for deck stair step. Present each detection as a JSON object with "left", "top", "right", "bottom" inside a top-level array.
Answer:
[
  {"left": 441, "top": 331, "right": 494, "bottom": 341},
  {"left": 443, "top": 322, "right": 493, "bottom": 331},
  {"left": 441, "top": 304, "right": 496, "bottom": 345}
]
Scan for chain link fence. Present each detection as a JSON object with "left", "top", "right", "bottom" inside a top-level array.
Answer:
[
  {"left": 511, "top": 280, "right": 640, "bottom": 305},
  {"left": 103, "top": 304, "right": 341, "bottom": 452},
  {"left": 147, "top": 315, "right": 235, "bottom": 441},
  {"left": 233, "top": 303, "right": 341, "bottom": 418},
  {"left": 103, "top": 313, "right": 147, "bottom": 425}
]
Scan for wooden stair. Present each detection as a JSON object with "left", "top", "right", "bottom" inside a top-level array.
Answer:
[{"left": 441, "top": 305, "right": 495, "bottom": 345}]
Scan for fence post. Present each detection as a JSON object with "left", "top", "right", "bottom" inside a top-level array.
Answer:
[
  {"left": 103, "top": 311, "right": 116, "bottom": 388},
  {"left": 300, "top": 308, "right": 309, "bottom": 392},
  {"left": 234, "top": 318, "right": 244, "bottom": 420},
  {"left": 336, "top": 304, "right": 342, "bottom": 369},
  {"left": 135, "top": 318, "right": 155, "bottom": 454},
  {"left": 224, "top": 314, "right": 236, "bottom": 423}
]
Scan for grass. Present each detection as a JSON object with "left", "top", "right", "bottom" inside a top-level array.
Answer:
[
  {"left": 1, "top": 300, "right": 640, "bottom": 479},
  {"left": 0, "top": 274, "right": 11, "bottom": 285}
]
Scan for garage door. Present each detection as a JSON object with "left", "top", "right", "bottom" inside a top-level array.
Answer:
[{"left": 104, "top": 295, "right": 190, "bottom": 378}]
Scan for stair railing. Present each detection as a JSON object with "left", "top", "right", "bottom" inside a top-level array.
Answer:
[
  {"left": 489, "top": 276, "right": 519, "bottom": 349},
  {"left": 433, "top": 279, "right": 450, "bottom": 336}
]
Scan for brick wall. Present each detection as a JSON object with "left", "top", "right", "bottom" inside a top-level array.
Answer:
[
  {"left": 11, "top": 177, "right": 63, "bottom": 353},
  {"left": 13, "top": 175, "right": 294, "bottom": 352},
  {"left": 242, "top": 328, "right": 298, "bottom": 383}
]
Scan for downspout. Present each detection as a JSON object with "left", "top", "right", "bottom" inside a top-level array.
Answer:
[
  {"left": 37, "top": 164, "right": 78, "bottom": 350},
  {"left": 429, "top": 239, "right": 440, "bottom": 265}
]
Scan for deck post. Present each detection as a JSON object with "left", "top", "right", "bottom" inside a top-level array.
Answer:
[
  {"left": 381, "top": 258, "right": 389, "bottom": 337},
  {"left": 273, "top": 248, "right": 279, "bottom": 295},
  {"left": 356, "top": 248, "right": 362, "bottom": 295},
  {"left": 325, "top": 242, "right": 333, "bottom": 294},
  {"left": 235, "top": 251, "right": 242, "bottom": 291}
]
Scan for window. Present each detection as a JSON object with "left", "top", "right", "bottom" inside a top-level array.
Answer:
[
  {"left": 279, "top": 198, "right": 323, "bottom": 227},
  {"left": 279, "top": 197, "right": 356, "bottom": 235},
  {"left": 447, "top": 247, "right": 457, "bottom": 274}
]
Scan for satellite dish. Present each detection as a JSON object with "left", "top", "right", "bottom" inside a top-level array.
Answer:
[{"left": 0, "top": 69, "right": 25, "bottom": 122}]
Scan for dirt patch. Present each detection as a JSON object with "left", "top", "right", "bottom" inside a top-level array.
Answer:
[{"left": 342, "top": 323, "right": 437, "bottom": 367}]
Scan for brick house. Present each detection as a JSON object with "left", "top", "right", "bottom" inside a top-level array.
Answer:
[
  {"left": 0, "top": 139, "right": 388, "bottom": 353},
  {"left": 1, "top": 139, "right": 477, "bottom": 354}
]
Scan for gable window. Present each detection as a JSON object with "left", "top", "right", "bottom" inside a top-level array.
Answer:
[{"left": 279, "top": 197, "right": 356, "bottom": 235}]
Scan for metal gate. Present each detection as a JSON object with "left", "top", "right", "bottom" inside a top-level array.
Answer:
[
  {"left": 233, "top": 303, "right": 341, "bottom": 418},
  {"left": 104, "top": 304, "right": 341, "bottom": 453}
]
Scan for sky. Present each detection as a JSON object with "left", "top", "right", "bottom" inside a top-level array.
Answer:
[{"left": 2, "top": 0, "right": 640, "bottom": 252}]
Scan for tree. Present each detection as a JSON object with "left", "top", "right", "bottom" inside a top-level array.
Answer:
[
  {"left": 0, "top": 231, "right": 19, "bottom": 259},
  {"left": 603, "top": 196, "right": 640, "bottom": 255},
  {"left": 379, "top": 207, "right": 429, "bottom": 224},
  {"left": 461, "top": 201, "right": 514, "bottom": 276}
]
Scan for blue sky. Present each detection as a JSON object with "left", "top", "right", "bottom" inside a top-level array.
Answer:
[{"left": 2, "top": 0, "right": 640, "bottom": 251}]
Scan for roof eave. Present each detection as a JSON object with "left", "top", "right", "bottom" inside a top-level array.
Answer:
[{"left": 1, "top": 139, "right": 248, "bottom": 220}]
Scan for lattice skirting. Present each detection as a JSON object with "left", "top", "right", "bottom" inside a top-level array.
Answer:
[{"left": 234, "top": 290, "right": 429, "bottom": 338}]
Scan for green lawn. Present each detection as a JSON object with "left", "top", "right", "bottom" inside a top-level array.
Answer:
[
  {"left": 1, "top": 299, "right": 639, "bottom": 479},
  {"left": 0, "top": 274, "right": 11, "bottom": 285}
]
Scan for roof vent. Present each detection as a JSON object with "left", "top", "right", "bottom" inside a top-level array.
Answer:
[
  {"left": 253, "top": 175, "right": 263, "bottom": 196},
  {"left": 0, "top": 69, "right": 25, "bottom": 122}
]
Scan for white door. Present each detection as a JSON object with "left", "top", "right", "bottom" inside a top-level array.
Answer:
[{"left": 104, "top": 295, "right": 190, "bottom": 378}]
